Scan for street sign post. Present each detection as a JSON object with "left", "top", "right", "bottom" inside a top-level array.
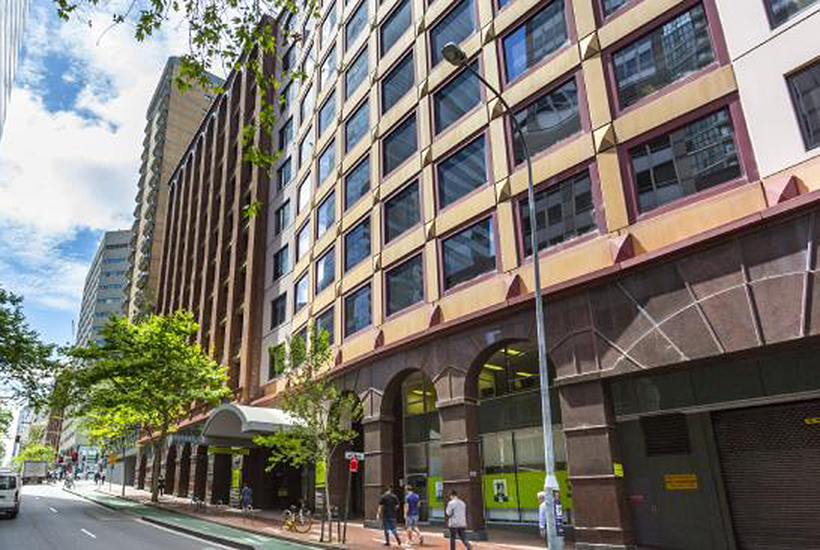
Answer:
[{"left": 342, "top": 453, "right": 363, "bottom": 543}]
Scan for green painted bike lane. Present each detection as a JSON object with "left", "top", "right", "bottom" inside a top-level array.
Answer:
[{"left": 68, "top": 488, "right": 319, "bottom": 550}]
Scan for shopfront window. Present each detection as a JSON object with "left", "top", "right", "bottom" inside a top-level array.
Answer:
[{"left": 402, "top": 371, "right": 441, "bottom": 521}]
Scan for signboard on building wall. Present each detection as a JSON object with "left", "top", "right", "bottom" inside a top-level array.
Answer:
[{"left": 664, "top": 473, "right": 698, "bottom": 490}]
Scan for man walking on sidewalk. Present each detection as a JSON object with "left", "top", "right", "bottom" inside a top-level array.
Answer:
[
  {"left": 445, "top": 490, "right": 472, "bottom": 550},
  {"left": 376, "top": 485, "right": 402, "bottom": 547},
  {"left": 404, "top": 484, "right": 423, "bottom": 545},
  {"left": 538, "top": 492, "right": 548, "bottom": 547}
]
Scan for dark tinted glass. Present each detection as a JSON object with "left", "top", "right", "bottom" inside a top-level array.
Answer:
[
  {"left": 603, "top": 0, "right": 627, "bottom": 16},
  {"left": 295, "top": 274, "right": 309, "bottom": 312},
  {"left": 788, "top": 60, "right": 820, "bottom": 150},
  {"left": 346, "top": 46, "right": 368, "bottom": 98},
  {"left": 271, "top": 293, "right": 288, "bottom": 328},
  {"left": 345, "top": 218, "right": 371, "bottom": 271},
  {"left": 433, "top": 61, "right": 481, "bottom": 133},
  {"left": 319, "top": 140, "right": 336, "bottom": 183},
  {"left": 381, "top": 53, "right": 415, "bottom": 114},
  {"left": 279, "top": 118, "right": 293, "bottom": 150},
  {"left": 384, "top": 180, "right": 420, "bottom": 242},
  {"left": 383, "top": 115, "right": 417, "bottom": 175},
  {"left": 765, "top": 0, "right": 818, "bottom": 27},
  {"left": 630, "top": 108, "right": 740, "bottom": 213},
  {"left": 437, "top": 135, "right": 487, "bottom": 208},
  {"left": 346, "top": 1, "right": 368, "bottom": 49},
  {"left": 512, "top": 78, "right": 580, "bottom": 165},
  {"left": 520, "top": 171, "right": 595, "bottom": 256},
  {"left": 296, "top": 223, "right": 310, "bottom": 260},
  {"left": 346, "top": 101, "right": 369, "bottom": 152},
  {"left": 345, "top": 284, "right": 372, "bottom": 336},
  {"left": 345, "top": 156, "right": 370, "bottom": 209},
  {"left": 503, "top": 0, "right": 567, "bottom": 82},
  {"left": 316, "top": 306, "right": 335, "bottom": 344},
  {"left": 316, "top": 246, "right": 335, "bottom": 292},
  {"left": 283, "top": 45, "right": 296, "bottom": 72},
  {"left": 318, "top": 91, "right": 336, "bottom": 136},
  {"left": 430, "top": 0, "right": 476, "bottom": 66},
  {"left": 317, "top": 192, "right": 336, "bottom": 238},
  {"left": 442, "top": 217, "right": 495, "bottom": 289},
  {"left": 274, "top": 245, "right": 290, "bottom": 280},
  {"left": 380, "top": 0, "right": 411, "bottom": 57},
  {"left": 320, "top": 46, "right": 337, "bottom": 89},
  {"left": 274, "top": 201, "right": 291, "bottom": 234},
  {"left": 278, "top": 157, "right": 293, "bottom": 190},
  {"left": 386, "top": 254, "right": 424, "bottom": 315},
  {"left": 614, "top": 5, "right": 714, "bottom": 108}
]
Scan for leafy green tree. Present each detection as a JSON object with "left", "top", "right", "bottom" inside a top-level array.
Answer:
[
  {"left": 13, "top": 442, "right": 56, "bottom": 471},
  {"left": 0, "top": 407, "right": 12, "bottom": 462},
  {"left": 254, "top": 325, "right": 360, "bottom": 541},
  {"left": 64, "top": 312, "right": 231, "bottom": 502}
]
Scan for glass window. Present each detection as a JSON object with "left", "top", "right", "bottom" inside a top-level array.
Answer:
[
  {"left": 320, "top": 46, "right": 337, "bottom": 89},
  {"left": 512, "top": 78, "right": 580, "bottom": 165},
  {"left": 602, "top": 0, "right": 628, "bottom": 17},
  {"left": 296, "top": 222, "right": 311, "bottom": 261},
  {"left": 279, "top": 117, "right": 293, "bottom": 150},
  {"left": 346, "top": 46, "right": 368, "bottom": 99},
  {"left": 386, "top": 254, "right": 424, "bottom": 316},
  {"left": 274, "top": 200, "right": 291, "bottom": 235},
  {"left": 271, "top": 293, "right": 288, "bottom": 329},
  {"left": 346, "top": 100, "right": 369, "bottom": 152},
  {"left": 380, "top": 0, "right": 411, "bottom": 57},
  {"left": 383, "top": 114, "right": 417, "bottom": 175},
  {"left": 520, "top": 171, "right": 595, "bottom": 256},
  {"left": 277, "top": 157, "right": 293, "bottom": 190},
  {"left": 302, "top": 42, "right": 316, "bottom": 78},
  {"left": 321, "top": 3, "right": 337, "bottom": 48},
  {"left": 345, "top": 156, "right": 370, "bottom": 209},
  {"left": 381, "top": 52, "right": 414, "bottom": 114},
  {"left": 281, "top": 82, "right": 294, "bottom": 113},
  {"left": 613, "top": 5, "right": 715, "bottom": 108},
  {"left": 318, "top": 90, "right": 336, "bottom": 136},
  {"left": 437, "top": 135, "right": 487, "bottom": 208},
  {"left": 503, "top": 0, "right": 567, "bottom": 82},
  {"left": 300, "top": 129, "right": 315, "bottom": 168},
  {"left": 273, "top": 245, "right": 290, "bottom": 280},
  {"left": 316, "top": 306, "right": 335, "bottom": 344},
  {"left": 429, "top": 0, "right": 476, "bottom": 67},
  {"left": 630, "top": 107, "right": 740, "bottom": 213},
  {"left": 298, "top": 176, "right": 312, "bottom": 213},
  {"left": 345, "top": 284, "right": 372, "bottom": 336},
  {"left": 433, "top": 61, "right": 481, "bottom": 134},
  {"left": 317, "top": 191, "right": 336, "bottom": 238},
  {"left": 316, "top": 246, "right": 336, "bottom": 293},
  {"left": 442, "top": 217, "right": 495, "bottom": 290},
  {"left": 283, "top": 45, "right": 296, "bottom": 73},
  {"left": 765, "top": 0, "right": 818, "bottom": 27},
  {"left": 301, "top": 84, "right": 315, "bottom": 124},
  {"left": 788, "top": 60, "right": 820, "bottom": 150},
  {"left": 384, "top": 180, "right": 420, "bottom": 242},
  {"left": 319, "top": 140, "right": 336, "bottom": 184},
  {"left": 269, "top": 343, "right": 286, "bottom": 379},
  {"left": 295, "top": 273, "right": 309, "bottom": 312},
  {"left": 346, "top": 1, "right": 368, "bottom": 50},
  {"left": 345, "top": 217, "right": 370, "bottom": 271}
]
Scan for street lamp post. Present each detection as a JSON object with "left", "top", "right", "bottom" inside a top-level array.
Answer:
[{"left": 442, "top": 43, "right": 564, "bottom": 550}]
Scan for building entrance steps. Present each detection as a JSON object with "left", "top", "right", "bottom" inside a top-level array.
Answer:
[{"left": 69, "top": 481, "right": 562, "bottom": 550}]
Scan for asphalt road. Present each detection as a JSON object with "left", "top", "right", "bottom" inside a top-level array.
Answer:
[{"left": 0, "top": 483, "right": 232, "bottom": 550}]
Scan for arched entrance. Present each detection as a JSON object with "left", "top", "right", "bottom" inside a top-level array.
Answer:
[
  {"left": 467, "top": 341, "right": 568, "bottom": 525},
  {"left": 193, "top": 445, "right": 208, "bottom": 500}
]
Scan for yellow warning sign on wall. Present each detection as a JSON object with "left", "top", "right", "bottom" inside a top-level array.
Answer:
[
  {"left": 664, "top": 473, "right": 698, "bottom": 490},
  {"left": 613, "top": 463, "right": 624, "bottom": 478}
]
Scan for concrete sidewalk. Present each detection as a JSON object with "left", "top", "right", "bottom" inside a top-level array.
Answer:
[{"left": 76, "top": 482, "right": 562, "bottom": 550}]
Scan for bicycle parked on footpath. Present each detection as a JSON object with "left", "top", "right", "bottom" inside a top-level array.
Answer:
[{"left": 282, "top": 503, "right": 313, "bottom": 533}]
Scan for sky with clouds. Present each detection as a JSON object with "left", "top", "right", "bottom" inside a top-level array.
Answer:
[{"left": 0, "top": 0, "right": 196, "bottom": 460}]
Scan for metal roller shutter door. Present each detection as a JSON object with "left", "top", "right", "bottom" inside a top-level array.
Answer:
[{"left": 713, "top": 400, "right": 820, "bottom": 550}]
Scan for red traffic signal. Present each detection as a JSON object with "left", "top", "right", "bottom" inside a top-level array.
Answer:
[{"left": 349, "top": 457, "right": 359, "bottom": 473}]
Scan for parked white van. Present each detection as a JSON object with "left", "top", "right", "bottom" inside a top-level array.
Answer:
[{"left": 0, "top": 470, "right": 21, "bottom": 518}]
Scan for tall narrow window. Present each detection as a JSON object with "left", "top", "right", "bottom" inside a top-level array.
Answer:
[
  {"left": 316, "top": 306, "right": 335, "bottom": 344},
  {"left": 512, "top": 78, "right": 580, "bottom": 165},
  {"left": 320, "top": 46, "right": 338, "bottom": 89},
  {"left": 345, "top": 155, "right": 370, "bottom": 209},
  {"left": 613, "top": 5, "right": 715, "bottom": 108},
  {"left": 437, "top": 135, "right": 487, "bottom": 208},
  {"left": 380, "top": 0, "right": 411, "bottom": 57},
  {"left": 302, "top": 42, "right": 316, "bottom": 78},
  {"left": 319, "top": 140, "right": 336, "bottom": 184},
  {"left": 345, "top": 217, "right": 371, "bottom": 271},
  {"left": 279, "top": 117, "right": 293, "bottom": 150},
  {"left": 433, "top": 61, "right": 481, "bottom": 134},
  {"left": 381, "top": 52, "right": 415, "bottom": 114},
  {"left": 273, "top": 245, "right": 290, "bottom": 280},
  {"left": 346, "top": 1, "right": 368, "bottom": 50},
  {"left": 383, "top": 114, "right": 417, "bottom": 176},
  {"left": 321, "top": 2, "right": 338, "bottom": 48},
  {"left": 346, "top": 46, "right": 368, "bottom": 99},
  {"left": 295, "top": 273, "right": 309, "bottom": 312},
  {"left": 442, "top": 217, "right": 495, "bottom": 290},
  {"left": 301, "top": 85, "right": 315, "bottom": 123},
  {"left": 277, "top": 157, "right": 293, "bottom": 190},
  {"left": 503, "top": 0, "right": 567, "bottom": 82},
  {"left": 296, "top": 222, "right": 311, "bottom": 261},
  {"left": 271, "top": 293, "right": 288, "bottom": 329},
  {"left": 316, "top": 247, "right": 336, "bottom": 293},
  {"left": 346, "top": 100, "right": 369, "bottom": 152},
  {"left": 788, "top": 60, "right": 820, "bottom": 150},
  {"left": 384, "top": 180, "right": 420, "bottom": 242},
  {"left": 765, "top": 0, "right": 818, "bottom": 27},
  {"left": 298, "top": 176, "right": 313, "bottom": 213},
  {"left": 429, "top": 0, "right": 476, "bottom": 67},
  {"left": 319, "top": 90, "right": 337, "bottom": 136},
  {"left": 345, "top": 284, "right": 372, "bottom": 337},
  {"left": 300, "top": 128, "right": 315, "bottom": 167},
  {"left": 385, "top": 254, "right": 424, "bottom": 316},
  {"left": 519, "top": 171, "right": 595, "bottom": 256},
  {"left": 274, "top": 201, "right": 291, "bottom": 234},
  {"left": 317, "top": 192, "right": 336, "bottom": 239}
]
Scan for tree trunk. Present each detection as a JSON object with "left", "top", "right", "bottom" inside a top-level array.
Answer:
[{"left": 151, "top": 440, "right": 162, "bottom": 503}]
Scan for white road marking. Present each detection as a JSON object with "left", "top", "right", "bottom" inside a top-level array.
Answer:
[
  {"left": 81, "top": 528, "right": 97, "bottom": 539},
  {"left": 48, "top": 507, "right": 58, "bottom": 513}
]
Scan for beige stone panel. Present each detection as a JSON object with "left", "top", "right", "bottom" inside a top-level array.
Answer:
[
  {"left": 766, "top": 155, "right": 820, "bottom": 194},
  {"left": 341, "top": 81, "right": 371, "bottom": 120},
  {"left": 370, "top": 141, "right": 382, "bottom": 190},
  {"left": 492, "top": 0, "right": 544, "bottom": 38},
  {"left": 341, "top": 327, "right": 379, "bottom": 362},
  {"left": 376, "top": 30, "right": 415, "bottom": 80},
  {"left": 439, "top": 276, "right": 508, "bottom": 321},
  {"left": 629, "top": 183, "right": 767, "bottom": 255},
  {"left": 341, "top": 134, "right": 371, "bottom": 173},
  {"left": 423, "top": 0, "right": 455, "bottom": 30},
  {"left": 436, "top": 186, "right": 496, "bottom": 235},
  {"left": 292, "top": 304, "right": 311, "bottom": 334},
  {"left": 312, "top": 279, "right": 337, "bottom": 313},
  {"left": 509, "top": 134, "right": 595, "bottom": 195},
  {"left": 371, "top": 203, "right": 383, "bottom": 253},
  {"left": 596, "top": 148, "right": 630, "bottom": 232},
  {"left": 518, "top": 235, "right": 613, "bottom": 291},
  {"left": 426, "top": 31, "right": 483, "bottom": 92},
  {"left": 381, "top": 153, "right": 422, "bottom": 197},
  {"left": 372, "top": 265, "right": 384, "bottom": 326},
  {"left": 503, "top": 47, "right": 581, "bottom": 110},
  {"left": 477, "top": 0, "right": 494, "bottom": 27},
  {"left": 430, "top": 109, "right": 489, "bottom": 160},
  {"left": 418, "top": 94, "right": 433, "bottom": 151},
  {"left": 489, "top": 116, "right": 510, "bottom": 184},
  {"left": 381, "top": 303, "right": 433, "bottom": 346},
  {"left": 424, "top": 240, "right": 440, "bottom": 302},
  {"left": 582, "top": 55, "right": 612, "bottom": 130},
  {"left": 314, "top": 168, "right": 338, "bottom": 206},
  {"left": 598, "top": 0, "right": 686, "bottom": 49},
  {"left": 496, "top": 201, "right": 519, "bottom": 274},
  {"left": 481, "top": 41, "right": 502, "bottom": 92},
  {"left": 341, "top": 261, "right": 375, "bottom": 294},
  {"left": 292, "top": 253, "right": 312, "bottom": 286},
  {"left": 381, "top": 226, "right": 425, "bottom": 267},
  {"left": 378, "top": 91, "right": 419, "bottom": 138},
  {"left": 293, "top": 201, "right": 313, "bottom": 234},
  {"left": 315, "top": 124, "right": 339, "bottom": 164},
  {"left": 573, "top": 0, "right": 597, "bottom": 39},
  {"left": 613, "top": 65, "right": 737, "bottom": 144},
  {"left": 314, "top": 219, "right": 339, "bottom": 257},
  {"left": 420, "top": 164, "right": 436, "bottom": 222},
  {"left": 341, "top": 194, "right": 374, "bottom": 232}
]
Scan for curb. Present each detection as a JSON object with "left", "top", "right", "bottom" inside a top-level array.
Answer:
[{"left": 140, "top": 515, "right": 255, "bottom": 550}]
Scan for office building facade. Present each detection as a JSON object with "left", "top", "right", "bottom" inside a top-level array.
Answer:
[{"left": 0, "top": 0, "right": 29, "bottom": 144}]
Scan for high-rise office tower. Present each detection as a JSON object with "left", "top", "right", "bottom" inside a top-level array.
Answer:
[{"left": 0, "top": 0, "right": 29, "bottom": 143}]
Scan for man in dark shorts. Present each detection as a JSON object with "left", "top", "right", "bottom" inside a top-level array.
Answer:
[
  {"left": 404, "top": 484, "right": 423, "bottom": 545},
  {"left": 376, "top": 485, "right": 402, "bottom": 547}
]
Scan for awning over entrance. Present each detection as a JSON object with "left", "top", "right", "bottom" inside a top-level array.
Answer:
[{"left": 201, "top": 404, "right": 299, "bottom": 445}]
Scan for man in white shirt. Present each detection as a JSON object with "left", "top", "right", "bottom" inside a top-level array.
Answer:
[
  {"left": 538, "top": 492, "right": 548, "bottom": 546},
  {"left": 444, "top": 490, "right": 472, "bottom": 550}
]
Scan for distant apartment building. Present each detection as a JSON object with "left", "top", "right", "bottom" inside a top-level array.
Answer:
[
  {"left": 0, "top": 0, "right": 29, "bottom": 144},
  {"left": 124, "top": 57, "right": 220, "bottom": 319}
]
